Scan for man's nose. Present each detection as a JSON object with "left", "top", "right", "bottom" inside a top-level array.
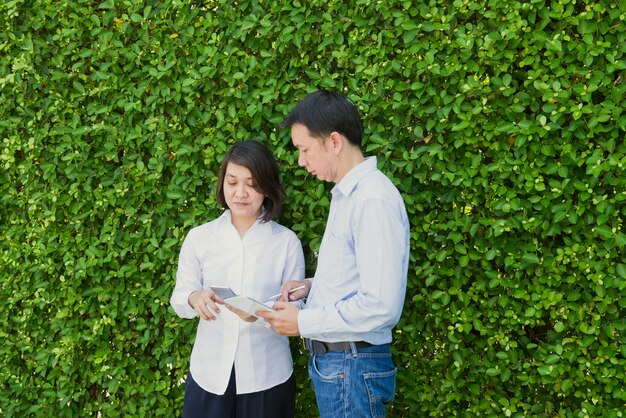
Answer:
[{"left": 298, "top": 153, "right": 306, "bottom": 167}]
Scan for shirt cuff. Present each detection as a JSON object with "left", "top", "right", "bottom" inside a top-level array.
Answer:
[
  {"left": 171, "top": 290, "right": 199, "bottom": 319},
  {"left": 297, "top": 307, "right": 318, "bottom": 338}
]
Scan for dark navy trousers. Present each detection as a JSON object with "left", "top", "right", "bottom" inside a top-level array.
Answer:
[{"left": 182, "top": 368, "right": 295, "bottom": 418}]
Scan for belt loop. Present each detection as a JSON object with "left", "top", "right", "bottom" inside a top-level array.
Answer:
[{"left": 349, "top": 341, "right": 358, "bottom": 357}]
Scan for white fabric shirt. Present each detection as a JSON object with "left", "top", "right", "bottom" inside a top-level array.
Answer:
[
  {"left": 298, "top": 157, "right": 410, "bottom": 345},
  {"left": 170, "top": 210, "right": 305, "bottom": 394}
]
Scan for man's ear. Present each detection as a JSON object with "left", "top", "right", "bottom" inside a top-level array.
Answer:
[{"left": 328, "top": 131, "right": 344, "bottom": 155}]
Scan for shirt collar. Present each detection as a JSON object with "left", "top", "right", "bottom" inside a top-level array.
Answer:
[
  {"left": 332, "top": 156, "right": 377, "bottom": 198},
  {"left": 218, "top": 209, "right": 273, "bottom": 234}
]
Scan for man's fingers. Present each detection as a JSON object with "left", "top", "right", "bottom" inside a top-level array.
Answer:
[
  {"left": 271, "top": 301, "right": 289, "bottom": 311},
  {"left": 256, "top": 310, "right": 273, "bottom": 320}
]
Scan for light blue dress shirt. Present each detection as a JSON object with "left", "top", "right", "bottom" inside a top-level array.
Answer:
[{"left": 298, "top": 157, "right": 410, "bottom": 345}]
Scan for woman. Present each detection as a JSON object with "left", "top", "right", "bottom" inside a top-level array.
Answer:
[{"left": 170, "top": 140, "right": 304, "bottom": 418}]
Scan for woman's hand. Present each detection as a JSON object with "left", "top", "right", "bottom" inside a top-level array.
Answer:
[{"left": 188, "top": 290, "right": 224, "bottom": 321}]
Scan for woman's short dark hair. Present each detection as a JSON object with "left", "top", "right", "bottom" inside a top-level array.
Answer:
[
  {"left": 281, "top": 89, "right": 363, "bottom": 147},
  {"left": 216, "top": 140, "right": 282, "bottom": 222}
]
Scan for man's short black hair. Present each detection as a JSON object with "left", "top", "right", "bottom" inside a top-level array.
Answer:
[{"left": 281, "top": 90, "right": 363, "bottom": 147}]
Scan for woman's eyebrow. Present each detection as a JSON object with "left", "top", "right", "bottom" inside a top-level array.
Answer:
[{"left": 225, "top": 173, "right": 253, "bottom": 180}]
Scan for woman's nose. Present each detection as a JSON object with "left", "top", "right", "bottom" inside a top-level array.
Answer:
[{"left": 235, "top": 184, "right": 247, "bottom": 197}]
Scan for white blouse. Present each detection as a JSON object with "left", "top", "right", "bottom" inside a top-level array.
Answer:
[{"left": 170, "top": 210, "right": 305, "bottom": 394}]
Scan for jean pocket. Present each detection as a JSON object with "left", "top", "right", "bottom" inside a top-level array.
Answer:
[
  {"left": 311, "top": 353, "right": 345, "bottom": 381},
  {"left": 364, "top": 368, "right": 396, "bottom": 418}
]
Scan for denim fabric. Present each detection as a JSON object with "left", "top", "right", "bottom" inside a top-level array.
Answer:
[{"left": 308, "top": 344, "right": 396, "bottom": 418}]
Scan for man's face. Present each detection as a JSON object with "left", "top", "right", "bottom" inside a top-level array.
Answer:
[{"left": 291, "top": 123, "right": 336, "bottom": 182}]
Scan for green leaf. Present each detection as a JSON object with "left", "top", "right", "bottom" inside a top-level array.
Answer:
[
  {"left": 521, "top": 253, "right": 539, "bottom": 264},
  {"left": 595, "top": 225, "right": 613, "bottom": 238},
  {"left": 616, "top": 264, "right": 626, "bottom": 279},
  {"left": 545, "top": 354, "right": 560, "bottom": 365}
]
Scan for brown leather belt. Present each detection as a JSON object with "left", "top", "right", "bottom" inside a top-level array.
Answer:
[{"left": 303, "top": 338, "right": 372, "bottom": 354}]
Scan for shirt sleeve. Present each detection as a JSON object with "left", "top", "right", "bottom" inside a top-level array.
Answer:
[
  {"left": 283, "top": 232, "right": 306, "bottom": 283},
  {"left": 252, "top": 230, "right": 306, "bottom": 326},
  {"left": 285, "top": 232, "right": 306, "bottom": 309},
  {"left": 299, "top": 198, "right": 408, "bottom": 339},
  {"left": 170, "top": 230, "right": 202, "bottom": 319}
]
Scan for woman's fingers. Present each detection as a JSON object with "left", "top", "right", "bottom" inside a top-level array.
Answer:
[{"left": 190, "top": 291, "right": 222, "bottom": 320}]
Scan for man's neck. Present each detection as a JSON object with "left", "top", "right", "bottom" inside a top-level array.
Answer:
[{"left": 334, "top": 148, "right": 365, "bottom": 183}]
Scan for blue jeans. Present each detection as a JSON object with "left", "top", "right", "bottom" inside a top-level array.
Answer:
[{"left": 308, "top": 343, "right": 396, "bottom": 418}]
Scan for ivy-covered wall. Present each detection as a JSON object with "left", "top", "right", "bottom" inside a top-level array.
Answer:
[{"left": 1, "top": 0, "right": 625, "bottom": 416}]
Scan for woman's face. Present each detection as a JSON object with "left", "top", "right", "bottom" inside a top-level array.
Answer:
[{"left": 223, "top": 162, "right": 265, "bottom": 223}]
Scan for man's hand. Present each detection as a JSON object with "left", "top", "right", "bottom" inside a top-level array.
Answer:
[
  {"left": 280, "top": 279, "right": 311, "bottom": 302},
  {"left": 188, "top": 290, "right": 224, "bottom": 321},
  {"left": 256, "top": 301, "right": 301, "bottom": 336}
]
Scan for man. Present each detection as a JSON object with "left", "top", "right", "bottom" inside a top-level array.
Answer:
[{"left": 258, "top": 90, "right": 410, "bottom": 417}]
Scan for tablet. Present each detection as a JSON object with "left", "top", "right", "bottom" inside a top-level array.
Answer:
[
  {"left": 210, "top": 286, "right": 238, "bottom": 300},
  {"left": 209, "top": 286, "right": 274, "bottom": 318},
  {"left": 224, "top": 296, "right": 274, "bottom": 318}
]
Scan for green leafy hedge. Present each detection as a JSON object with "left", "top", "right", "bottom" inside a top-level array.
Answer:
[{"left": 1, "top": 0, "right": 625, "bottom": 416}]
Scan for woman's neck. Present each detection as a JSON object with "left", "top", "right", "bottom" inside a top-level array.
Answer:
[{"left": 231, "top": 215, "right": 258, "bottom": 238}]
